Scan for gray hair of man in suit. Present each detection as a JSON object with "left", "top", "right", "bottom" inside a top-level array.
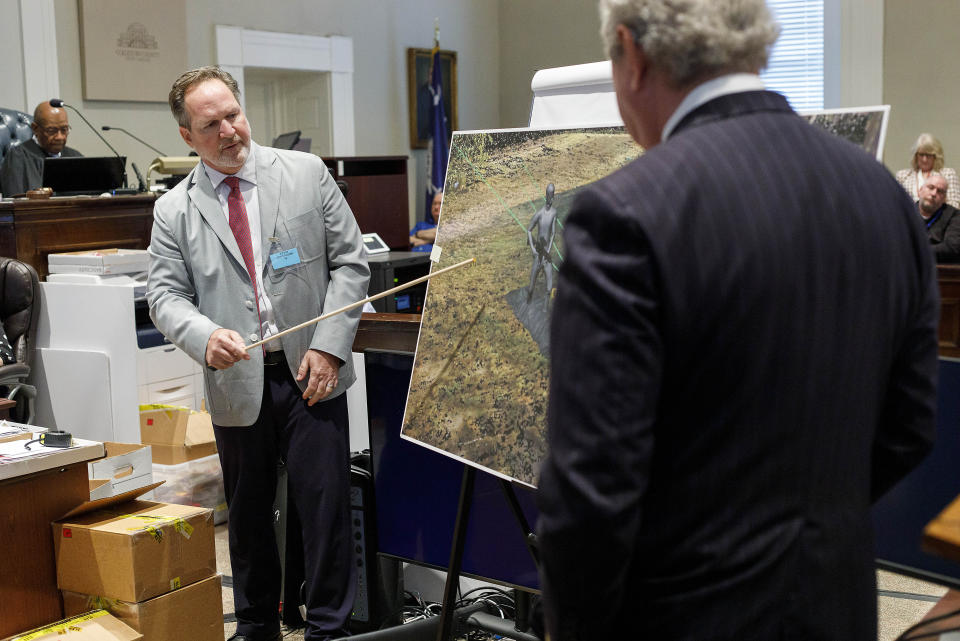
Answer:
[{"left": 599, "top": 0, "right": 780, "bottom": 89}]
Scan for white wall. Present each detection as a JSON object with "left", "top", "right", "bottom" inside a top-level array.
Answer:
[
  {"left": 497, "top": 0, "right": 603, "bottom": 129},
  {"left": 0, "top": 1, "right": 27, "bottom": 112},
  {"left": 3, "top": 1, "right": 939, "bottom": 212},
  {"left": 882, "top": 0, "right": 960, "bottom": 174},
  {"left": 44, "top": 0, "right": 499, "bottom": 222}
]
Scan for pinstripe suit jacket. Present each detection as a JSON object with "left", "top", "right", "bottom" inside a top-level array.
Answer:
[{"left": 538, "top": 91, "right": 938, "bottom": 640}]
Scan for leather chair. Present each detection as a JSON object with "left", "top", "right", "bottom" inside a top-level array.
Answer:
[
  {"left": 0, "top": 107, "right": 33, "bottom": 173},
  {"left": 0, "top": 257, "right": 40, "bottom": 423}
]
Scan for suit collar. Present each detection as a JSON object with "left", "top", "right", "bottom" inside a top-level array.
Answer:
[
  {"left": 187, "top": 159, "right": 245, "bottom": 268},
  {"left": 662, "top": 74, "right": 766, "bottom": 141},
  {"left": 253, "top": 143, "right": 281, "bottom": 259},
  {"left": 671, "top": 90, "right": 794, "bottom": 138},
  {"left": 185, "top": 142, "right": 282, "bottom": 274}
]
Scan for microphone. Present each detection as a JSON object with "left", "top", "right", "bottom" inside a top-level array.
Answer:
[
  {"left": 131, "top": 162, "right": 147, "bottom": 193},
  {"left": 102, "top": 125, "right": 167, "bottom": 156},
  {"left": 49, "top": 98, "right": 128, "bottom": 188}
]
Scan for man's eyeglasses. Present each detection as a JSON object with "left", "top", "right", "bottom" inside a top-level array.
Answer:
[{"left": 38, "top": 126, "right": 71, "bottom": 136}]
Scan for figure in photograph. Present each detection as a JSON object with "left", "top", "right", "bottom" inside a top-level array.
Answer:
[
  {"left": 147, "top": 65, "right": 369, "bottom": 641},
  {"left": 537, "top": 1, "right": 938, "bottom": 639},
  {"left": 526, "top": 183, "right": 558, "bottom": 304}
]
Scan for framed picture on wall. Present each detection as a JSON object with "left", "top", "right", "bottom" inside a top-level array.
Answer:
[
  {"left": 78, "top": 0, "right": 187, "bottom": 102},
  {"left": 407, "top": 48, "right": 458, "bottom": 149}
]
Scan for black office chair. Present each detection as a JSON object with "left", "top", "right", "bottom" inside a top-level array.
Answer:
[
  {"left": 0, "top": 257, "right": 40, "bottom": 424},
  {"left": 0, "top": 107, "right": 33, "bottom": 171}
]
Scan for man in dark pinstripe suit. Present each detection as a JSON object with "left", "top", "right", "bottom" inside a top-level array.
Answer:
[{"left": 537, "top": 1, "right": 939, "bottom": 639}]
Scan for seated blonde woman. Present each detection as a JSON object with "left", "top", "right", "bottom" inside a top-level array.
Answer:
[{"left": 896, "top": 133, "right": 960, "bottom": 208}]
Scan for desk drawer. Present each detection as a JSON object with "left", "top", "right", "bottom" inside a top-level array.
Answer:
[{"left": 141, "top": 343, "right": 196, "bottom": 383}]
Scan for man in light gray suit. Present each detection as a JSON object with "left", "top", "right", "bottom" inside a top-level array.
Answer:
[{"left": 147, "top": 66, "right": 369, "bottom": 641}]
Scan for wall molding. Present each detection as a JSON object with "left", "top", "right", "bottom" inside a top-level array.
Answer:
[{"left": 215, "top": 26, "right": 355, "bottom": 156}]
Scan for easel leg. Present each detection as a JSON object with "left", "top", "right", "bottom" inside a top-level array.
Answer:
[
  {"left": 436, "top": 465, "right": 476, "bottom": 641},
  {"left": 498, "top": 478, "right": 539, "bottom": 567}
]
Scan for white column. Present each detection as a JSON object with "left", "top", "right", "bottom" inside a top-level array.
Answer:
[
  {"left": 215, "top": 25, "right": 246, "bottom": 111},
  {"left": 19, "top": 0, "right": 60, "bottom": 111},
  {"left": 329, "top": 36, "right": 355, "bottom": 156}
]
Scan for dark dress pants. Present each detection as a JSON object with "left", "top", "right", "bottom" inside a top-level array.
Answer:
[{"left": 214, "top": 361, "right": 356, "bottom": 641}]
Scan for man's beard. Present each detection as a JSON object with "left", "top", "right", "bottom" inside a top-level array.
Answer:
[
  {"left": 920, "top": 199, "right": 941, "bottom": 215},
  {"left": 216, "top": 137, "right": 249, "bottom": 168}
]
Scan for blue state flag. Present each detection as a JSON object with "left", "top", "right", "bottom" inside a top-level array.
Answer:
[{"left": 425, "top": 46, "right": 450, "bottom": 224}]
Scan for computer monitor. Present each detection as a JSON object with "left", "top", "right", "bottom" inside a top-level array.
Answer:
[
  {"left": 365, "top": 351, "right": 540, "bottom": 591},
  {"left": 42, "top": 156, "right": 125, "bottom": 195},
  {"left": 271, "top": 130, "right": 301, "bottom": 150}
]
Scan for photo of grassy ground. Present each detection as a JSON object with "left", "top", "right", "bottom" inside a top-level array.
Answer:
[{"left": 401, "top": 126, "right": 639, "bottom": 486}]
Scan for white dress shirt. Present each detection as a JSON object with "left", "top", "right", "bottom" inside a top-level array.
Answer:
[
  {"left": 662, "top": 73, "right": 767, "bottom": 142},
  {"left": 202, "top": 146, "right": 282, "bottom": 349}
]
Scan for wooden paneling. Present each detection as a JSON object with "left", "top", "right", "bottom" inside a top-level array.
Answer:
[
  {"left": 353, "top": 312, "right": 420, "bottom": 353},
  {"left": 938, "top": 265, "right": 960, "bottom": 358},
  {"left": 0, "top": 463, "right": 89, "bottom": 637},
  {"left": 324, "top": 156, "right": 409, "bottom": 250},
  {"left": 0, "top": 194, "right": 155, "bottom": 280}
]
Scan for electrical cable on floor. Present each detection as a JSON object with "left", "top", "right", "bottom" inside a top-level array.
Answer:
[{"left": 373, "top": 585, "right": 531, "bottom": 640}]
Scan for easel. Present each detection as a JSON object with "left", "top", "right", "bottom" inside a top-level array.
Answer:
[
  {"left": 433, "top": 466, "right": 541, "bottom": 641},
  {"left": 428, "top": 61, "right": 622, "bottom": 641}
]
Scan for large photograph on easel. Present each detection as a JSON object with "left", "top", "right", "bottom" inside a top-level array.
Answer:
[
  {"left": 800, "top": 105, "right": 890, "bottom": 162},
  {"left": 400, "top": 126, "right": 639, "bottom": 486}
]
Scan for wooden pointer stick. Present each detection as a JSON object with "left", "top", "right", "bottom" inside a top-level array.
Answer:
[{"left": 245, "top": 257, "right": 476, "bottom": 351}]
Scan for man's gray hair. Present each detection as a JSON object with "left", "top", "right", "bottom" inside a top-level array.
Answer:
[
  {"left": 168, "top": 66, "right": 241, "bottom": 129},
  {"left": 599, "top": 0, "right": 780, "bottom": 89}
]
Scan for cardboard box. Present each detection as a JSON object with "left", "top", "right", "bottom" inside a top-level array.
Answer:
[
  {"left": 139, "top": 405, "right": 217, "bottom": 465},
  {"left": 47, "top": 249, "right": 149, "bottom": 275},
  {"left": 62, "top": 575, "right": 223, "bottom": 641},
  {"left": 53, "top": 486, "right": 216, "bottom": 603},
  {"left": 88, "top": 443, "right": 154, "bottom": 500},
  {"left": 1, "top": 610, "right": 142, "bottom": 641}
]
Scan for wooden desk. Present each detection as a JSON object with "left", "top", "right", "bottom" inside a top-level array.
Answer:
[
  {"left": 924, "top": 494, "right": 960, "bottom": 564},
  {"left": 353, "top": 312, "right": 421, "bottom": 353},
  {"left": 0, "top": 194, "right": 155, "bottom": 280},
  {"left": 0, "top": 440, "right": 103, "bottom": 637},
  {"left": 938, "top": 265, "right": 960, "bottom": 358}
]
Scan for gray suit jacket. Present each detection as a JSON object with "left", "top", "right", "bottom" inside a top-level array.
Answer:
[{"left": 147, "top": 143, "right": 370, "bottom": 426}]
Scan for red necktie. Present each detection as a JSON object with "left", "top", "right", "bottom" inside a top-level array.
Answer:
[{"left": 224, "top": 176, "right": 261, "bottom": 318}]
